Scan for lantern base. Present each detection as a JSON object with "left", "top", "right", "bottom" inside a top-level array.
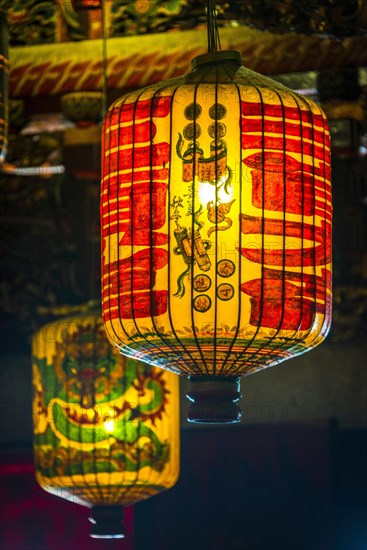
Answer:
[
  {"left": 187, "top": 376, "right": 242, "bottom": 424},
  {"left": 89, "top": 505, "right": 125, "bottom": 539}
]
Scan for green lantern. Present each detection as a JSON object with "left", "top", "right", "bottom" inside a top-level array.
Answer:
[{"left": 32, "top": 310, "right": 180, "bottom": 538}]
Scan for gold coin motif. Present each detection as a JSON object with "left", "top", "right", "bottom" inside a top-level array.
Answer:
[
  {"left": 184, "top": 103, "right": 202, "bottom": 120},
  {"left": 208, "top": 122, "right": 226, "bottom": 139},
  {"left": 217, "top": 260, "right": 235, "bottom": 278},
  {"left": 193, "top": 294, "right": 212, "bottom": 313},
  {"left": 209, "top": 103, "right": 226, "bottom": 120},
  {"left": 183, "top": 123, "right": 201, "bottom": 140},
  {"left": 193, "top": 274, "right": 211, "bottom": 292},
  {"left": 217, "top": 284, "right": 234, "bottom": 301}
]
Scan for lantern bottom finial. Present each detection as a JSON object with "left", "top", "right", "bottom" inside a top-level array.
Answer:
[
  {"left": 187, "top": 376, "right": 242, "bottom": 424},
  {"left": 89, "top": 505, "right": 125, "bottom": 539}
]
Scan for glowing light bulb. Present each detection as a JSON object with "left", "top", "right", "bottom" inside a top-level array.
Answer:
[
  {"left": 198, "top": 182, "right": 216, "bottom": 205},
  {"left": 104, "top": 419, "right": 115, "bottom": 433},
  {"left": 198, "top": 173, "right": 233, "bottom": 206}
]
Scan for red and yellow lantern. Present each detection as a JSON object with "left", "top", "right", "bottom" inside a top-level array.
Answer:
[
  {"left": 32, "top": 309, "right": 180, "bottom": 538},
  {"left": 101, "top": 50, "right": 332, "bottom": 423}
]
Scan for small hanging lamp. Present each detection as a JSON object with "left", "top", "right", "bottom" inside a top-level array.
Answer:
[
  {"left": 32, "top": 306, "right": 180, "bottom": 538},
  {"left": 100, "top": 1, "right": 332, "bottom": 423}
]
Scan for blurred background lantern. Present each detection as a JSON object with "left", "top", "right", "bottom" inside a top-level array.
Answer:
[
  {"left": 32, "top": 305, "right": 180, "bottom": 538},
  {"left": 0, "top": 5, "right": 9, "bottom": 165},
  {"left": 100, "top": 2, "right": 332, "bottom": 423}
]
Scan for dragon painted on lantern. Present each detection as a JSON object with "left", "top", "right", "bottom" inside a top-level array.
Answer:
[{"left": 33, "top": 323, "right": 170, "bottom": 477}]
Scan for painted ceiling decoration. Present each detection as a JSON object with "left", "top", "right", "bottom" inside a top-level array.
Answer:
[
  {"left": 1, "top": 0, "right": 366, "bottom": 99},
  {"left": 8, "top": 27, "right": 367, "bottom": 99},
  {"left": 4, "top": 0, "right": 367, "bottom": 47}
]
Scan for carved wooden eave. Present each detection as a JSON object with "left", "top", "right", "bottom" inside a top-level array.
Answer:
[{"left": 9, "top": 26, "right": 367, "bottom": 98}]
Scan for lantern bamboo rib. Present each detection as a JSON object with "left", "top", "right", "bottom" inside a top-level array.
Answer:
[
  {"left": 165, "top": 70, "right": 215, "bottom": 377},
  {"left": 212, "top": 63, "right": 219, "bottom": 375},
  {"left": 217, "top": 80, "right": 243, "bottom": 376},
  {"left": 103, "top": 89, "right": 181, "bottom": 497},
  {"left": 231, "top": 86, "right": 294, "bottom": 375},
  {"left": 231, "top": 89, "right": 330, "bottom": 376},
  {"left": 103, "top": 84, "right": 202, "bottom": 376},
  {"left": 229, "top": 83, "right": 267, "bottom": 373},
  {"left": 154, "top": 82, "right": 206, "bottom": 376},
  {"left": 254, "top": 91, "right": 328, "bottom": 369},
  {"left": 188, "top": 76, "right": 211, "bottom": 376},
  {"left": 167, "top": 85, "right": 200, "bottom": 375}
]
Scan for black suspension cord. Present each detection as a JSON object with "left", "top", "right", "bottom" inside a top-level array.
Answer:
[
  {"left": 101, "top": 0, "right": 108, "bottom": 119},
  {"left": 206, "top": 0, "right": 221, "bottom": 53}
]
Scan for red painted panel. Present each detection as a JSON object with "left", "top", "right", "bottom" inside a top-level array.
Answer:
[{"left": 241, "top": 100, "right": 327, "bottom": 128}]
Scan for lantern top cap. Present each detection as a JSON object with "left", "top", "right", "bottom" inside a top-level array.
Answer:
[{"left": 191, "top": 50, "right": 242, "bottom": 71}]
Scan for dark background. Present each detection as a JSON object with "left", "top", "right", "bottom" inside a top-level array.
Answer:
[{"left": 1, "top": 3, "right": 367, "bottom": 549}]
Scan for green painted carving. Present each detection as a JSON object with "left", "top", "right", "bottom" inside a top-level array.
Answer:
[
  {"left": 7, "top": 0, "right": 57, "bottom": 45},
  {"left": 110, "top": 0, "right": 189, "bottom": 36}
]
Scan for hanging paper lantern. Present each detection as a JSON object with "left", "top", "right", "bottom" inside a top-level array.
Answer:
[
  {"left": 101, "top": 50, "right": 332, "bottom": 423},
  {"left": 32, "top": 309, "right": 180, "bottom": 538}
]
